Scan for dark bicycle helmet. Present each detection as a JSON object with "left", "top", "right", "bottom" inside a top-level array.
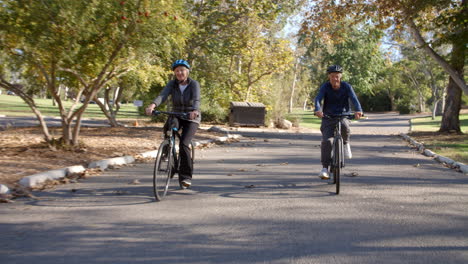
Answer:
[
  {"left": 327, "top": 65, "right": 343, "bottom": 73},
  {"left": 171, "top": 59, "right": 191, "bottom": 70}
]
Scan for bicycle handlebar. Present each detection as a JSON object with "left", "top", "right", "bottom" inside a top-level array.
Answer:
[
  {"left": 323, "top": 113, "right": 363, "bottom": 120},
  {"left": 152, "top": 110, "right": 189, "bottom": 119}
]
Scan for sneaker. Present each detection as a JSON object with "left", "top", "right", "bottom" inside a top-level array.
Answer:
[
  {"left": 319, "top": 168, "right": 330, "bottom": 180},
  {"left": 181, "top": 179, "right": 192, "bottom": 188},
  {"left": 344, "top": 143, "right": 352, "bottom": 159}
]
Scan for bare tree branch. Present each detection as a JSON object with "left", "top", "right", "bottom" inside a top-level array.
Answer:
[{"left": 407, "top": 19, "right": 467, "bottom": 95}]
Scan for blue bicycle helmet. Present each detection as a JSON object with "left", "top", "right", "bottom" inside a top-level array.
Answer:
[
  {"left": 327, "top": 65, "right": 343, "bottom": 73},
  {"left": 171, "top": 59, "right": 191, "bottom": 70}
]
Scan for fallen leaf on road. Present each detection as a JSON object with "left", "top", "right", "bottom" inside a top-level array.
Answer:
[
  {"left": 60, "top": 178, "right": 70, "bottom": 184},
  {"left": 12, "top": 186, "right": 37, "bottom": 199},
  {"left": 0, "top": 197, "right": 14, "bottom": 203},
  {"left": 129, "top": 179, "right": 141, "bottom": 185}
]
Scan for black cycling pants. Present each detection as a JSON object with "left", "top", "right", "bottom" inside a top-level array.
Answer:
[{"left": 164, "top": 117, "right": 198, "bottom": 181}]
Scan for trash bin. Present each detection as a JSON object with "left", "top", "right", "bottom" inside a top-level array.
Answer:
[{"left": 229, "top": 102, "right": 265, "bottom": 127}]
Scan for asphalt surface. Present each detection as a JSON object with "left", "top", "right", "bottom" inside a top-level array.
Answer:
[{"left": 1, "top": 113, "right": 467, "bottom": 264}]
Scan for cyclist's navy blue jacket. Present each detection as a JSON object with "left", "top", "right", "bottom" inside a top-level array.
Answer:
[
  {"left": 152, "top": 77, "right": 201, "bottom": 123},
  {"left": 314, "top": 81, "right": 362, "bottom": 115}
]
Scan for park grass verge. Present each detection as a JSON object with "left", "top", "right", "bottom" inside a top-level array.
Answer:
[
  {"left": 0, "top": 94, "right": 142, "bottom": 119},
  {"left": 410, "top": 114, "right": 468, "bottom": 132},
  {"left": 288, "top": 109, "right": 321, "bottom": 130},
  {"left": 409, "top": 114, "right": 468, "bottom": 164}
]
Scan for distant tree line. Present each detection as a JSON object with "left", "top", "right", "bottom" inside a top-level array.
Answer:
[{"left": 0, "top": 0, "right": 465, "bottom": 148}]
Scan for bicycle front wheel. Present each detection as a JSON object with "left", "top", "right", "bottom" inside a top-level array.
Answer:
[
  {"left": 332, "top": 138, "right": 343, "bottom": 194},
  {"left": 153, "top": 140, "right": 173, "bottom": 201},
  {"left": 332, "top": 165, "right": 340, "bottom": 194}
]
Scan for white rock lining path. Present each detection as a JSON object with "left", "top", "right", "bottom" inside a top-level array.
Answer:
[
  {"left": 0, "top": 127, "right": 239, "bottom": 194},
  {"left": 400, "top": 133, "right": 468, "bottom": 174}
]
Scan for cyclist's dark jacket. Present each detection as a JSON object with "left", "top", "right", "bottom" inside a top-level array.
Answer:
[
  {"left": 314, "top": 81, "right": 362, "bottom": 115},
  {"left": 152, "top": 77, "right": 201, "bottom": 123}
]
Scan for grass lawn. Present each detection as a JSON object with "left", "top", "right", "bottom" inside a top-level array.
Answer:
[
  {"left": 0, "top": 94, "right": 142, "bottom": 119},
  {"left": 410, "top": 114, "right": 468, "bottom": 133},
  {"left": 410, "top": 114, "right": 468, "bottom": 164},
  {"left": 289, "top": 109, "right": 321, "bottom": 130}
]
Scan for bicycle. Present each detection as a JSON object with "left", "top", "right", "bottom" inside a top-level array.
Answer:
[
  {"left": 324, "top": 114, "right": 357, "bottom": 195},
  {"left": 152, "top": 110, "right": 195, "bottom": 201}
]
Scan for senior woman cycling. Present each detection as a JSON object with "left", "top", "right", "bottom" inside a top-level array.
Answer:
[{"left": 145, "top": 59, "right": 201, "bottom": 188}]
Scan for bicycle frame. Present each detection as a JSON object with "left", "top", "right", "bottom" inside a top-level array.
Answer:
[
  {"left": 325, "top": 114, "right": 355, "bottom": 167},
  {"left": 152, "top": 110, "right": 195, "bottom": 200},
  {"left": 169, "top": 125, "right": 181, "bottom": 175},
  {"left": 324, "top": 114, "right": 355, "bottom": 195}
]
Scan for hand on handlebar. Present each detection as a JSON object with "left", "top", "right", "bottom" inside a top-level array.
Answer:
[
  {"left": 355, "top": 112, "right": 363, "bottom": 120},
  {"left": 315, "top": 111, "right": 324, "bottom": 118},
  {"left": 189, "top": 110, "right": 199, "bottom": 120},
  {"left": 145, "top": 104, "right": 155, "bottom": 116}
]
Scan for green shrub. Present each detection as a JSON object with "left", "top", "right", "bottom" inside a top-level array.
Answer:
[
  {"left": 396, "top": 98, "right": 417, "bottom": 114},
  {"left": 201, "top": 103, "right": 228, "bottom": 124}
]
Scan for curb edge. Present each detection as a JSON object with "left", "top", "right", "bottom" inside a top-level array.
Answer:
[
  {"left": 16, "top": 131, "right": 242, "bottom": 189},
  {"left": 399, "top": 133, "right": 468, "bottom": 175}
]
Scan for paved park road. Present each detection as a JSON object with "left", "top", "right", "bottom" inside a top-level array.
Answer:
[{"left": 1, "top": 113, "right": 468, "bottom": 264}]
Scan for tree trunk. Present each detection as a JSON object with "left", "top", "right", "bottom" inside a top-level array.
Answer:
[
  {"left": 72, "top": 115, "right": 83, "bottom": 146},
  {"left": 440, "top": 89, "right": 446, "bottom": 116},
  {"left": 417, "top": 89, "right": 424, "bottom": 113},
  {"left": 115, "top": 85, "right": 123, "bottom": 112},
  {"left": 432, "top": 99, "right": 439, "bottom": 120},
  {"left": 389, "top": 94, "right": 396, "bottom": 111},
  {"left": 289, "top": 60, "right": 299, "bottom": 113},
  {"left": 245, "top": 84, "right": 252, "bottom": 102},
  {"left": 403, "top": 69, "right": 425, "bottom": 113},
  {"left": 427, "top": 68, "right": 442, "bottom": 119},
  {"left": 439, "top": 33, "right": 465, "bottom": 133},
  {"left": 440, "top": 79, "right": 462, "bottom": 132},
  {"left": 61, "top": 121, "right": 73, "bottom": 145},
  {"left": 94, "top": 96, "right": 119, "bottom": 127}
]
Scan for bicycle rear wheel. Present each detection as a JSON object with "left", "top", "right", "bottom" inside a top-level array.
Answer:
[{"left": 153, "top": 140, "right": 173, "bottom": 201}]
